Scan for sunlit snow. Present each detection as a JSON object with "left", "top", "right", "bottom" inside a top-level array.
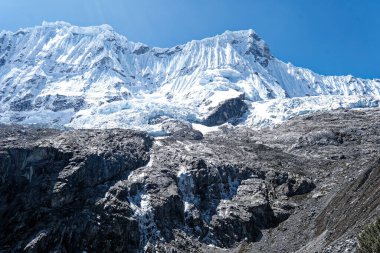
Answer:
[{"left": 0, "top": 22, "right": 379, "bottom": 132}]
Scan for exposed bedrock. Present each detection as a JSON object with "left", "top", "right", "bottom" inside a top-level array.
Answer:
[
  {"left": 1, "top": 109, "right": 380, "bottom": 252},
  {"left": 0, "top": 124, "right": 315, "bottom": 253},
  {"left": 203, "top": 94, "right": 248, "bottom": 126},
  {"left": 0, "top": 126, "right": 153, "bottom": 252}
]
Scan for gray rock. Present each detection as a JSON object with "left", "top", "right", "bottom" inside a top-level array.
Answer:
[
  {"left": 0, "top": 126, "right": 153, "bottom": 252},
  {"left": 203, "top": 94, "right": 248, "bottom": 126},
  {"left": 133, "top": 45, "right": 150, "bottom": 55},
  {"left": 161, "top": 119, "right": 203, "bottom": 140},
  {"left": 1, "top": 108, "right": 380, "bottom": 252}
]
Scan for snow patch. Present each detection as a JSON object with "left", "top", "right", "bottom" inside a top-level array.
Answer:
[
  {"left": 177, "top": 166, "right": 199, "bottom": 212},
  {"left": 192, "top": 123, "right": 221, "bottom": 135},
  {"left": 246, "top": 95, "right": 379, "bottom": 128}
]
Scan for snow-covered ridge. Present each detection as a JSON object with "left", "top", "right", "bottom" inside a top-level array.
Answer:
[{"left": 0, "top": 22, "right": 379, "bottom": 131}]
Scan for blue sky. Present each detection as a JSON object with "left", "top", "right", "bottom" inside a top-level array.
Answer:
[{"left": 1, "top": 0, "right": 379, "bottom": 78}]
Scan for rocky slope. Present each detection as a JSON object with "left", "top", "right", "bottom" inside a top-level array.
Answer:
[
  {"left": 0, "top": 22, "right": 379, "bottom": 131},
  {"left": 1, "top": 109, "right": 379, "bottom": 252}
]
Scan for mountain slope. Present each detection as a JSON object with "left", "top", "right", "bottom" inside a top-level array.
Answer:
[
  {"left": 1, "top": 109, "right": 380, "bottom": 252},
  {"left": 0, "top": 22, "right": 379, "bottom": 130}
]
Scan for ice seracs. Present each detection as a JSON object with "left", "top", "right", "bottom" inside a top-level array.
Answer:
[{"left": 0, "top": 22, "right": 379, "bottom": 131}]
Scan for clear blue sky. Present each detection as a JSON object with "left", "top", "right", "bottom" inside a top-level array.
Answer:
[{"left": 1, "top": 0, "right": 379, "bottom": 78}]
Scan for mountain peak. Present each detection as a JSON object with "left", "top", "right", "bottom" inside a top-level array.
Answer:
[
  {"left": 220, "top": 28, "right": 256, "bottom": 37},
  {"left": 193, "top": 29, "right": 262, "bottom": 45},
  {"left": 41, "top": 21, "right": 72, "bottom": 28},
  {"left": 7, "top": 21, "right": 118, "bottom": 38},
  {"left": 0, "top": 22, "right": 379, "bottom": 131},
  {"left": 217, "top": 29, "right": 272, "bottom": 60},
  {"left": 41, "top": 21, "right": 114, "bottom": 32}
]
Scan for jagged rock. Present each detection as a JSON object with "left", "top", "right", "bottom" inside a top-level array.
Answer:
[
  {"left": 0, "top": 126, "right": 153, "bottom": 252},
  {"left": 0, "top": 123, "right": 315, "bottom": 252},
  {"left": 203, "top": 95, "right": 248, "bottom": 126},
  {"left": 133, "top": 45, "right": 150, "bottom": 55},
  {"left": 1, "top": 109, "right": 380, "bottom": 252}
]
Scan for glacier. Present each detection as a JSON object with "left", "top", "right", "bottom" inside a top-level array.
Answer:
[{"left": 0, "top": 21, "right": 379, "bottom": 132}]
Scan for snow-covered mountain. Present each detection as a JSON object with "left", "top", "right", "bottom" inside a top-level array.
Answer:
[{"left": 0, "top": 21, "right": 379, "bottom": 131}]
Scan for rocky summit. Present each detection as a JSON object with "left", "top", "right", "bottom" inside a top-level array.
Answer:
[{"left": 1, "top": 108, "right": 379, "bottom": 252}]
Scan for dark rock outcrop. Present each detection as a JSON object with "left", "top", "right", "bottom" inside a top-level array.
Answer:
[
  {"left": 203, "top": 94, "right": 248, "bottom": 126},
  {"left": 0, "top": 126, "right": 153, "bottom": 252},
  {"left": 133, "top": 45, "right": 150, "bottom": 55}
]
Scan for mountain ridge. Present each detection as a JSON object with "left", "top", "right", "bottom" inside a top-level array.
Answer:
[{"left": 0, "top": 22, "right": 379, "bottom": 131}]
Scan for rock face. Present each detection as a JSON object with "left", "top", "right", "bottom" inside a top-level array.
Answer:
[
  {"left": 315, "top": 160, "right": 380, "bottom": 253},
  {"left": 203, "top": 94, "right": 248, "bottom": 126},
  {"left": 244, "top": 108, "right": 380, "bottom": 253},
  {"left": 0, "top": 126, "right": 153, "bottom": 252},
  {"left": 1, "top": 109, "right": 380, "bottom": 252}
]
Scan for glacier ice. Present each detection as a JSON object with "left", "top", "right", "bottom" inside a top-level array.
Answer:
[{"left": 0, "top": 22, "right": 379, "bottom": 132}]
